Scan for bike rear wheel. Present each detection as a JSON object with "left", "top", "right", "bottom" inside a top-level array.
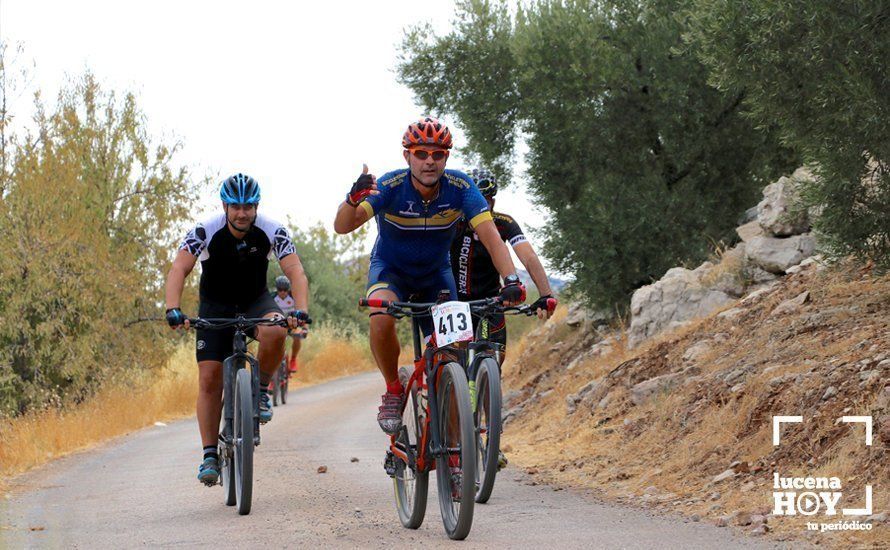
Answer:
[
  {"left": 473, "top": 357, "right": 502, "bottom": 503},
  {"left": 234, "top": 368, "right": 255, "bottom": 515},
  {"left": 393, "top": 366, "right": 428, "bottom": 528},
  {"left": 435, "top": 362, "right": 476, "bottom": 540}
]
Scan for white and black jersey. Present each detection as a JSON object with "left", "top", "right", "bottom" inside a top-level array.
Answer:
[{"left": 179, "top": 213, "right": 296, "bottom": 308}]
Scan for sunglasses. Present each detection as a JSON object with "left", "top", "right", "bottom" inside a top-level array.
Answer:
[{"left": 409, "top": 148, "right": 449, "bottom": 161}]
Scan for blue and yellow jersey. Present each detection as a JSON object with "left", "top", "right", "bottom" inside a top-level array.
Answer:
[{"left": 360, "top": 168, "right": 492, "bottom": 277}]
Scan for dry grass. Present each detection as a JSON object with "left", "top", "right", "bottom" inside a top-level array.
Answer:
[
  {"left": 501, "top": 263, "right": 890, "bottom": 548},
  {"left": 0, "top": 329, "right": 379, "bottom": 487},
  {"left": 0, "top": 345, "right": 197, "bottom": 485}
]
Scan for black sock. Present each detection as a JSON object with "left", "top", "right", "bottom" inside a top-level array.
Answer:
[{"left": 203, "top": 446, "right": 218, "bottom": 462}]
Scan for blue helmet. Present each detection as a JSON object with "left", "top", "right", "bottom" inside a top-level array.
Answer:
[
  {"left": 220, "top": 173, "right": 261, "bottom": 205},
  {"left": 471, "top": 168, "right": 497, "bottom": 197}
]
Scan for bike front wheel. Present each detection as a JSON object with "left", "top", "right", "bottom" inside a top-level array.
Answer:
[
  {"left": 393, "top": 366, "right": 428, "bottom": 529},
  {"left": 234, "top": 367, "right": 254, "bottom": 515},
  {"left": 280, "top": 363, "right": 289, "bottom": 405},
  {"left": 435, "top": 362, "right": 476, "bottom": 540},
  {"left": 474, "top": 357, "right": 502, "bottom": 503}
]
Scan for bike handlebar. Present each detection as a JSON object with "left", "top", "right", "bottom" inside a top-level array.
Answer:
[
  {"left": 357, "top": 297, "right": 542, "bottom": 317},
  {"left": 187, "top": 316, "right": 292, "bottom": 330}
]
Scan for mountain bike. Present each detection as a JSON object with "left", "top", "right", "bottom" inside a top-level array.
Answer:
[
  {"left": 188, "top": 315, "right": 289, "bottom": 516},
  {"left": 272, "top": 329, "right": 307, "bottom": 406},
  {"left": 467, "top": 299, "right": 555, "bottom": 503},
  {"left": 359, "top": 295, "right": 504, "bottom": 540}
]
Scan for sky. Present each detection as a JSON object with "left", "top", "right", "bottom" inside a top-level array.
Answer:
[{"left": 0, "top": 0, "right": 549, "bottom": 269}]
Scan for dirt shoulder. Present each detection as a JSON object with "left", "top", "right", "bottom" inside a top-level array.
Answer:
[{"left": 500, "top": 262, "right": 889, "bottom": 548}]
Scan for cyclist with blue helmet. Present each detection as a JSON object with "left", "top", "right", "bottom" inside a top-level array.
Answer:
[
  {"left": 333, "top": 117, "right": 526, "bottom": 436},
  {"left": 164, "top": 173, "right": 310, "bottom": 486}
]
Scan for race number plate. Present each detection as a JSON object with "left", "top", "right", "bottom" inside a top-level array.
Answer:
[{"left": 431, "top": 301, "right": 473, "bottom": 347}]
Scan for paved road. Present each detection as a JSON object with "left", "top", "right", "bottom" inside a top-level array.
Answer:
[{"left": 0, "top": 372, "right": 777, "bottom": 548}]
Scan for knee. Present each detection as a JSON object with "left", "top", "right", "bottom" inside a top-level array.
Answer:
[
  {"left": 262, "top": 325, "right": 287, "bottom": 345},
  {"left": 369, "top": 312, "right": 395, "bottom": 335},
  {"left": 198, "top": 367, "right": 223, "bottom": 395}
]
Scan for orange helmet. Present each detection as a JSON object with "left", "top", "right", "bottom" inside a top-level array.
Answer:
[{"left": 402, "top": 116, "right": 453, "bottom": 149}]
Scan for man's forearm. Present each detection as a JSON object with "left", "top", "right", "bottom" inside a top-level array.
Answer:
[
  {"left": 334, "top": 201, "right": 363, "bottom": 234},
  {"left": 165, "top": 269, "right": 186, "bottom": 309},
  {"left": 289, "top": 271, "right": 310, "bottom": 312},
  {"left": 524, "top": 254, "right": 552, "bottom": 296}
]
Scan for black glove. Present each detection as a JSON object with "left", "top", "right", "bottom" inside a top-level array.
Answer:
[
  {"left": 290, "top": 309, "right": 312, "bottom": 325},
  {"left": 498, "top": 274, "right": 527, "bottom": 304},
  {"left": 347, "top": 173, "right": 374, "bottom": 206},
  {"left": 165, "top": 307, "right": 186, "bottom": 327},
  {"left": 531, "top": 294, "right": 558, "bottom": 314}
]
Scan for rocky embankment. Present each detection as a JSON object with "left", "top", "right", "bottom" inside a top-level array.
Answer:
[{"left": 501, "top": 169, "right": 889, "bottom": 547}]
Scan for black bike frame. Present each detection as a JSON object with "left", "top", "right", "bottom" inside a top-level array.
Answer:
[{"left": 221, "top": 328, "right": 261, "bottom": 448}]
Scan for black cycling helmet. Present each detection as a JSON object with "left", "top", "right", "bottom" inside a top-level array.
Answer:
[
  {"left": 274, "top": 275, "right": 290, "bottom": 291},
  {"left": 220, "top": 173, "right": 261, "bottom": 204},
  {"left": 471, "top": 167, "right": 497, "bottom": 197}
]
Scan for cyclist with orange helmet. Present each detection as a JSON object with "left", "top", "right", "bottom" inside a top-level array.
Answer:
[{"left": 334, "top": 116, "right": 526, "bottom": 434}]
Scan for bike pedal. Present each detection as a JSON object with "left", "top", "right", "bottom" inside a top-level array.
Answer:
[{"left": 383, "top": 451, "right": 397, "bottom": 477}]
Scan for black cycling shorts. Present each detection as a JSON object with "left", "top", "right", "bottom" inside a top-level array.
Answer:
[{"left": 195, "top": 293, "right": 283, "bottom": 363}]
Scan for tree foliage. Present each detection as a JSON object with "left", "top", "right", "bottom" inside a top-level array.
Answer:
[
  {"left": 268, "top": 223, "right": 369, "bottom": 331},
  {"left": 398, "top": 0, "right": 796, "bottom": 309},
  {"left": 0, "top": 58, "right": 199, "bottom": 415},
  {"left": 687, "top": 0, "right": 890, "bottom": 266}
]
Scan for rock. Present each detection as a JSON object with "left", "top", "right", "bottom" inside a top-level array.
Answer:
[
  {"left": 503, "top": 390, "right": 522, "bottom": 408},
  {"left": 730, "top": 461, "right": 750, "bottom": 474},
  {"left": 822, "top": 386, "right": 837, "bottom": 401},
  {"left": 350, "top": 457, "right": 360, "bottom": 463},
  {"left": 714, "top": 516, "right": 730, "bottom": 527},
  {"left": 736, "top": 220, "right": 766, "bottom": 243},
  {"left": 866, "top": 512, "right": 888, "bottom": 524},
  {"left": 630, "top": 369, "right": 699, "bottom": 406},
  {"left": 730, "top": 383, "right": 746, "bottom": 394},
  {"left": 596, "top": 393, "right": 614, "bottom": 410},
  {"left": 712, "top": 469, "right": 736, "bottom": 484},
  {"left": 734, "top": 511, "right": 753, "bottom": 526},
  {"left": 643, "top": 486, "right": 659, "bottom": 495},
  {"left": 709, "top": 492, "right": 721, "bottom": 501},
  {"left": 565, "top": 397, "right": 577, "bottom": 415},
  {"left": 750, "top": 525, "right": 769, "bottom": 535},
  {"left": 875, "top": 386, "right": 890, "bottom": 410},
  {"left": 878, "top": 416, "right": 890, "bottom": 447},
  {"left": 682, "top": 341, "right": 711, "bottom": 364},
  {"left": 743, "top": 284, "right": 775, "bottom": 302},
  {"left": 501, "top": 444, "right": 513, "bottom": 453},
  {"left": 745, "top": 234, "right": 817, "bottom": 274},
  {"left": 526, "top": 467, "right": 539, "bottom": 475},
  {"left": 628, "top": 267, "right": 736, "bottom": 347},
  {"left": 770, "top": 291, "right": 811, "bottom": 316},
  {"left": 317, "top": 465, "right": 328, "bottom": 474},
  {"left": 566, "top": 303, "right": 611, "bottom": 328},
  {"left": 757, "top": 168, "right": 812, "bottom": 236},
  {"left": 750, "top": 514, "right": 766, "bottom": 526},
  {"left": 747, "top": 265, "right": 778, "bottom": 284},
  {"left": 717, "top": 307, "right": 744, "bottom": 321},
  {"left": 690, "top": 514, "right": 701, "bottom": 522}
]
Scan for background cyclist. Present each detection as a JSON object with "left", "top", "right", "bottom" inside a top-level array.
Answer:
[
  {"left": 451, "top": 167, "right": 558, "bottom": 362},
  {"left": 273, "top": 275, "right": 305, "bottom": 374}
]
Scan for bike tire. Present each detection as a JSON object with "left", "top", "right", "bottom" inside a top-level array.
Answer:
[
  {"left": 234, "top": 368, "right": 254, "bottom": 515},
  {"left": 435, "top": 362, "right": 476, "bottom": 540},
  {"left": 473, "top": 358, "right": 502, "bottom": 503},
  {"left": 393, "top": 366, "right": 428, "bottom": 529},
  {"left": 280, "top": 365, "right": 288, "bottom": 405},
  {"left": 220, "top": 434, "right": 236, "bottom": 506},
  {"left": 271, "top": 368, "right": 280, "bottom": 407}
]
